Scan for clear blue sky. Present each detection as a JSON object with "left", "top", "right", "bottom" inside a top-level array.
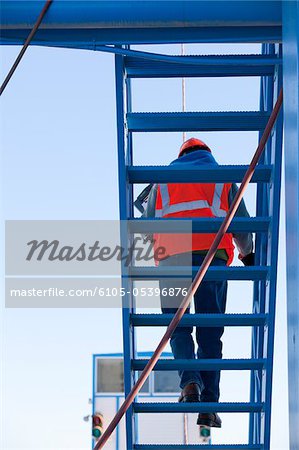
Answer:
[{"left": 1, "top": 42, "right": 288, "bottom": 449}]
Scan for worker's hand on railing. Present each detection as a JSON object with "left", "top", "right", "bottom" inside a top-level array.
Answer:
[{"left": 239, "top": 252, "right": 255, "bottom": 266}]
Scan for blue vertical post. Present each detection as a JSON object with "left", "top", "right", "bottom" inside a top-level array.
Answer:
[
  {"left": 283, "top": 2, "right": 299, "bottom": 449},
  {"left": 115, "top": 50, "right": 136, "bottom": 450},
  {"left": 249, "top": 43, "right": 275, "bottom": 446},
  {"left": 262, "top": 44, "right": 283, "bottom": 450}
]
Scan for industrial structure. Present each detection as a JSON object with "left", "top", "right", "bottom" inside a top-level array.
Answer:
[
  {"left": 92, "top": 352, "right": 209, "bottom": 449},
  {"left": 1, "top": 2, "right": 298, "bottom": 449}
]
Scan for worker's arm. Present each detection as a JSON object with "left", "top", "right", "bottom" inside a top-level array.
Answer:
[
  {"left": 139, "top": 184, "right": 158, "bottom": 243},
  {"left": 142, "top": 183, "right": 158, "bottom": 218},
  {"left": 228, "top": 183, "right": 254, "bottom": 258}
]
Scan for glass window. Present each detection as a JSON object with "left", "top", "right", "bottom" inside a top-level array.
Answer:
[
  {"left": 138, "top": 371, "right": 150, "bottom": 393},
  {"left": 96, "top": 359, "right": 150, "bottom": 393},
  {"left": 97, "top": 359, "right": 124, "bottom": 393},
  {"left": 154, "top": 370, "right": 181, "bottom": 393}
]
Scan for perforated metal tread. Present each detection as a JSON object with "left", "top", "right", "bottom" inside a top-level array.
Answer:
[
  {"left": 129, "top": 217, "right": 270, "bottom": 233},
  {"left": 127, "top": 111, "right": 270, "bottom": 132},
  {"left": 134, "top": 445, "right": 263, "bottom": 450},
  {"left": 130, "top": 313, "right": 267, "bottom": 327},
  {"left": 125, "top": 53, "right": 280, "bottom": 78},
  {"left": 132, "top": 358, "right": 265, "bottom": 371},
  {"left": 133, "top": 402, "right": 264, "bottom": 413},
  {"left": 128, "top": 164, "right": 272, "bottom": 183},
  {"left": 128, "top": 266, "right": 269, "bottom": 280}
]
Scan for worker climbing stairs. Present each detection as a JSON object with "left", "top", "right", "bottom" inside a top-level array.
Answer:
[
  {"left": 1, "top": 2, "right": 298, "bottom": 450},
  {"left": 98, "top": 42, "right": 283, "bottom": 449}
]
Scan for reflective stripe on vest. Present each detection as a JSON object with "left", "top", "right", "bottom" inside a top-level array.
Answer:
[{"left": 155, "top": 183, "right": 227, "bottom": 218}]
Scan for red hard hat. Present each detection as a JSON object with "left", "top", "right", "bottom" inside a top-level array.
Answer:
[{"left": 178, "top": 137, "right": 211, "bottom": 157}]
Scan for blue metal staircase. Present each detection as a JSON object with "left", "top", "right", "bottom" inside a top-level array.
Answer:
[{"left": 114, "top": 43, "right": 283, "bottom": 450}]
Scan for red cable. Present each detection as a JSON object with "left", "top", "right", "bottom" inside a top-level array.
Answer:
[
  {"left": 94, "top": 89, "right": 283, "bottom": 450},
  {"left": 0, "top": 0, "right": 53, "bottom": 96}
]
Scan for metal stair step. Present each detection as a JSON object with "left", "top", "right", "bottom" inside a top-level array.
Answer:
[
  {"left": 128, "top": 165, "right": 272, "bottom": 183},
  {"left": 128, "top": 266, "right": 269, "bottom": 280},
  {"left": 129, "top": 217, "right": 270, "bottom": 233},
  {"left": 131, "top": 313, "right": 267, "bottom": 327},
  {"left": 127, "top": 111, "right": 270, "bottom": 132},
  {"left": 132, "top": 358, "right": 266, "bottom": 371},
  {"left": 125, "top": 53, "right": 279, "bottom": 78},
  {"left": 134, "top": 445, "right": 263, "bottom": 450},
  {"left": 133, "top": 402, "right": 264, "bottom": 413}
]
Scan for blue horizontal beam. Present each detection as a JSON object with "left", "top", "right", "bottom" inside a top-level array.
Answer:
[
  {"left": 132, "top": 358, "right": 266, "bottom": 371},
  {"left": 129, "top": 218, "right": 271, "bottom": 233},
  {"left": 1, "top": 1, "right": 282, "bottom": 28},
  {"left": 125, "top": 54, "right": 280, "bottom": 78},
  {"left": 133, "top": 402, "right": 264, "bottom": 413},
  {"left": 0, "top": 26, "right": 282, "bottom": 47},
  {"left": 0, "top": 1, "right": 282, "bottom": 46},
  {"left": 128, "top": 266, "right": 269, "bottom": 280},
  {"left": 134, "top": 445, "right": 263, "bottom": 449},
  {"left": 127, "top": 111, "right": 270, "bottom": 132},
  {"left": 128, "top": 165, "right": 272, "bottom": 183},
  {"left": 130, "top": 313, "right": 268, "bottom": 327}
]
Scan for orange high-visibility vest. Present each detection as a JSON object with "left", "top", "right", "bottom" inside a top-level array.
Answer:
[{"left": 154, "top": 182, "right": 235, "bottom": 265}]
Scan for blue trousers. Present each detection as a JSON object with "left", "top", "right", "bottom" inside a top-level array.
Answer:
[{"left": 159, "top": 253, "right": 228, "bottom": 402}]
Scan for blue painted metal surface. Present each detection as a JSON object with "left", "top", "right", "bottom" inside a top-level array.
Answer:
[
  {"left": 115, "top": 49, "right": 136, "bottom": 450},
  {"left": 114, "top": 38, "right": 283, "bottom": 447},
  {"left": 127, "top": 111, "right": 271, "bottom": 132},
  {"left": 128, "top": 165, "right": 272, "bottom": 183},
  {"left": 131, "top": 313, "right": 267, "bottom": 328},
  {"left": 125, "top": 54, "right": 280, "bottom": 78},
  {"left": 0, "top": 28, "right": 283, "bottom": 47},
  {"left": 0, "top": 1, "right": 282, "bottom": 46},
  {"left": 249, "top": 44, "right": 274, "bottom": 446},
  {"left": 132, "top": 359, "right": 266, "bottom": 371},
  {"left": 134, "top": 445, "right": 263, "bottom": 450},
  {"left": 282, "top": 2, "right": 299, "bottom": 449},
  {"left": 134, "top": 446, "right": 263, "bottom": 450},
  {"left": 0, "top": 0, "right": 289, "bottom": 447},
  {"left": 0, "top": 1, "right": 282, "bottom": 27},
  {"left": 129, "top": 217, "right": 271, "bottom": 233},
  {"left": 133, "top": 402, "right": 264, "bottom": 413},
  {"left": 128, "top": 266, "right": 269, "bottom": 280},
  {"left": 262, "top": 48, "right": 283, "bottom": 450}
]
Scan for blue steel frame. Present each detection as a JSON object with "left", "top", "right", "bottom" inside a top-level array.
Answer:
[
  {"left": 249, "top": 43, "right": 274, "bottom": 445},
  {"left": 262, "top": 45, "right": 283, "bottom": 450},
  {"left": 250, "top": 43, "right": 274, "bottom": 445},
  {"left": 115, "top": 46, "right": 136, "bottom": 449},
  {"left": 0, "top": 1, "right": 282, "bottom": 46},
  {"left": 117, "top": 45, "right": 283, "bottom": 448},
  {"left": 249, "top": 43, "right": 283, "bottom": 448},
  {"left": 282, "top": 2, "right": 299, "bottom": 449},
  {"left": 1, "top": 1, "right": 298, "bottom": 447}
]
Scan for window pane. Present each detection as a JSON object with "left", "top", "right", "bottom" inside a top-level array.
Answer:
[
  {"left": 154, "top": 370, "right": 180, "bottom": 393},
  {"left": 138, "top": 371, "right": 150, "bottom": 393},
  {"left": 96, "top": 359, "right": 150, "bottom": 393},
  {"left": 97, "top": 359, "right": 124, "bottom": 393}
]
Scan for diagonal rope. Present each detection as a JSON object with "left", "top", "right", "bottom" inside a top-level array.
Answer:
[
  {"left": 0, "top": 0, "right": 53, "bottom": 96},
  {"left": 94, "top": 89, "right": 283, "bottom": 449}
]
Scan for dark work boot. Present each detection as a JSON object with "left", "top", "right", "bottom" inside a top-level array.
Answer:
[
  {"left": 178, "top": 383, "right": 201, "bottom": 403},
  {"left": 197, "top": 412, "right": 222, "bottom": 428}
]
